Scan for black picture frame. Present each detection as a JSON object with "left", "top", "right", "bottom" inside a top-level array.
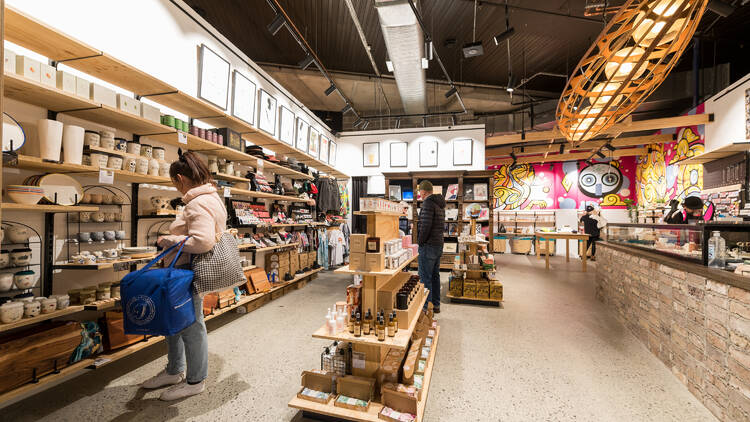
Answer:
[
  {"left": 390, "top": 142, "right": 408, "bottom": 167},
  {"left": 197, "top": 44, "right": 230, "bottom": 111},
  {"left": 257, "top": 89, "right": 277, "bottom": 136},
  {"left": 452, "top": 138, "right": 473, "bottom": 166},
  {"left": 363, "top": 142, "right": 380, "bottom": 167},
  {"left": 231, "top": 69, "right": 256, "bottom": 125}
]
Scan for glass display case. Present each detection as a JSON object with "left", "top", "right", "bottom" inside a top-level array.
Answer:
[{"left": 606, "top": 223, "right": 704, "bottom": 264}]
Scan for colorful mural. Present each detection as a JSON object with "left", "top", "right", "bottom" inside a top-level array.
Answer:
[
  {"left": 635, "top": 105, "right": 705, "bottom": 208},
  {"left": 491, "top": 157, "right": 637, "bottom": 210}
]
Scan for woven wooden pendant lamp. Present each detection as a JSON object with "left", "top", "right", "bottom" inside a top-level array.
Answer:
[{"left": 556, "top": 0, "right": 709, "bottom": 144}]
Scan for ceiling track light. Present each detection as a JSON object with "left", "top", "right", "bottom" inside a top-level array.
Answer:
[
  {"left": 395, "top": 118, "right": 401, "bottom": 129},
  {"left": 493, "top": 27, "right": 515, "bottom": 45},
  {"left": 353, "top": 118, "right": 363, "bottom": 128},
  {"left": 361, "top": 120, "right": 370, "bottom": 130},
  {"left": 445, "top": 86, "right": 457, "bottom": 98},
  {"left": 324, "top": 83, "right": 336, "bottom": 96},
  {"left": 451, "top": 115, "right": 457, "bottom": 126},
  {"left": 506, "top": 74, "right": 516, "bottom": 93},
  {"left": 596, "top": 150, "right": 606, "bottom": 159},
  {"left": 386, "top": 60, "right": 394, "bottom": 72},
  {"left": 267, "top": 13, "right": 286, "bottom": 36},
  {"left": 341, "top": 104, "right": 352, "bottom": 114},
  {"left": 559, "top": 144, "right": 565, "bottom": 154},
  {"left": 298, "top": 53, "right": 315, "bottom": 70},
  {"left": 422, "top": 117, "right": 427, "bottom": 127},
  {"left": 604, "top": 143, "right": 616, "bottom": 151}
]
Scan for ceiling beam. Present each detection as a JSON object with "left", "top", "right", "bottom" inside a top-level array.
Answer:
[
  {"left": 487, "top": 133, "right": 675, "bottom": 156},
  {"left": 486, "top": 147, "right": 649, "bottom": 166},
  {"left": 485, "top": 114, "right": 713, "bottom": 146}
]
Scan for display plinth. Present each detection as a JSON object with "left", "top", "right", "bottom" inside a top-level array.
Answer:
[{"left": 289, "top": 326, "right": 440, "bottom": 422}]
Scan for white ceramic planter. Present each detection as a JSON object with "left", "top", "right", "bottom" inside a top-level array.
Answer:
[
  {"left": 1, "top": 302, "right": 24, "bottom": 323},
  {"left": 37, "top": 119, "right": 63, "bottom": 161},
  {"left": 62, "top": 124, "right": 84, "bottom": 164}
]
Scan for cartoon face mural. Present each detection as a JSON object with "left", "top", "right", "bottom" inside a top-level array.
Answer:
[{"left": 578, "top": 163, "right": 623, "bottom": 198}]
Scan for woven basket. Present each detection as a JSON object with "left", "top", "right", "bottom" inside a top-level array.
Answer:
[{"left": 510, "top": 237, "right": 533, "bottom": 255}]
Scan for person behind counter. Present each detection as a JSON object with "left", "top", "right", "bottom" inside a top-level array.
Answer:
[
  {"left": 664, "top": 196, "right": 715, "bottom": 224},
  {"left": 580, "top": 205, "right": 606, "bottom": 261}
]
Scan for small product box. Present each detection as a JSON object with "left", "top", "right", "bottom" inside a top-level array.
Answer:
[
  {"left": 334, "top": 375, "right": 375, "bottom": 412},
  {"left": 297, "top": 370, "right": 334, "bottom": 404},
  {"left": 140, "top": 102, "right": 161, "bottom": 123},
  {"left": 90, "top": 83, "right": 117, "bottom": 108},
  {"left": 350, "top": 234, "right": 367, "bottom": 253},
  {"left": 366, "top": 252, "right": 385, "bottom": 272},
  {"left": 76, "top": 76, "right": 90, "bottom": 98},
  {"left": 490, "top": 281, "right": 503, "bottom": 300},
  {"left": 380, "top": 384, "right": 418, "bottom": 421},
  {"left": 476, "top": 281, "right": 490, "bottom": 299},
  {"left": 116, "top": 93, "right": 141, "bottom": 115},
  {"left": 349, "top": 252, "right": 366, "bottom": 271},
  {"left": 39, "top": 63, "right": 56, "bottom": 88},
  {"left": 463, "top": 280, "right": 477, "bottom": 298},
  {"left": 4, "top": 49, "right": 16, "bottom": 74},
  {"left": 56, "top": 70, "right": 76, "bottom": 94},
  {"left": 15, "top": 55, "right": 41, "bottom": 82},
  {"left": 217, "top": 127, "right": 242, "bottom": 151}
]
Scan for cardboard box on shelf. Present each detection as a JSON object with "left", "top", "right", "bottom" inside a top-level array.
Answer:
[
  {"left": 349, "top": 252, "right": 366, "bottom": 271},
  {"left": 377, "top": 272, "right": 410, "bottom": 313},
  {"left": 351, "top": 234, "right": 367, "bottom": 253},
  {"left": 75, "top": 76, "right": 90, "bottom": 98},
  {"left": 334, "top": 375, "right": 375, "bottom": 412},
  {"left": 15, "top": 55, "right": 40, "bottom": 82},
  {"left": 490, "top": 280, "right": 503, "bottom": 300},
  {"left": 449, "top": 276, "right": 463, "bottom": 297},
  {"left": 56, "top": 70, "right": 75, "bottom": 94},
  {"left": 297, "top": 370, "right": 335, "bottom": 404},
  {"left": 4, "top": 50, "right": 15, "bottom": 74},
  {"left": 463, "top": 280, "right": 477, "bottom": 298},
  {"left": 39, "top": 63, "right": 56, "bottom": 88},
  {"left": 299, "top": 252, "right": 309, "bottom": 270},
  {"left": 366, "top": 252, "right": 385, "bottom": 272},
  {"left": 140, "top": 102, "right": 161, "bottom": 123},
  {"left": 90, "top": 83, "right": 117, "bottom": 108},
  {"left": 476, "top": 280, "right": 490, "bottom": 299},
  {"left": 290, "top": 251, "right": 299, "bottom": 275},
  {"left": 307, "top": 251, "right": 316, "bottom": 266},
  {"left": 380, "top": 385, "right": 418, "bottom": 418},
  {"left": 116, "top": 93, "right": 140, "bottom": 115}
]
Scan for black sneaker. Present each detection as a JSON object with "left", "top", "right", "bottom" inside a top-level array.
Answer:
[{"left": 433, "top": 307, "right": 441, "bottom": 314}]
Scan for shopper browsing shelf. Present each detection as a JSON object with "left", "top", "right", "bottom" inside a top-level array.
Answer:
[
  {"left": 580, "top": 205, "right": 605, "bottom": 261},
  {"left": 143, "top": 151, "right": 228, "bottom": 401},
  {"left": 417, "top": 180, "right": 445, "bottom": 313},
  {"left": 664, "top": 196, "right": 715, "bottom": 224}
]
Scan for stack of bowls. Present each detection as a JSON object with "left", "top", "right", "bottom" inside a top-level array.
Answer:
[{"left": 5, "top": 185, "right": 44, "bottom": 205}]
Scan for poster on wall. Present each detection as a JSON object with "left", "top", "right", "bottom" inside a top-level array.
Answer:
[
  {"left": 329, "top": 140, "right": 337, "bottom": 166},
  {"left": 279, "top": 106, "right": 295, "bottom": 145},
  {"left": 320, "top": 136, "right": 330, "bottom": 163},
  {"left": 257, "top": 89, "right": 277, "bottom": 136},
  {"left": 231, "top": 70, "right": 256, "bottom": 124},
  {"left": 309, "top": 128, "right": 320, "bottom": 158},
  {"left": 419, "top": 140, "right": 438, "bottom": 167},
  {"left": 363, "top": 142, "right": 380, "bottom": 167},
  {"left": 295, "top": 118, "right": 309, "bottom": 152},
  {"left": 452, "top": 138, "right": 473, "bottom": 166},
  {"left": 390, "top": 142, "right": 408, "bottom": 167},
  {"left": 198, "top": 44, "right": 230, "bottom": 110}
]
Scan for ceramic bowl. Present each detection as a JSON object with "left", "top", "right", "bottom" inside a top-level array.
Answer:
[
  {"left": 49, "top": 294, "right": 70, "bottom": 310},
  {"left": 40, "top": 298, "right": 57, "bottom": 314},
  {"left": 102, "top": 194, "right": 113, "bottom": 205},
  {"left": 0, "top": 250, "right": 9, "bottom": 268},
  {"left": 91, "top": 211, "right": 105, "bottom": 222},
  {"left": 104, "top": 230, "right": 116, "bottom": 241},
  {"left": 0, "top": 272, "right": 13, "bottom": 292},
  {"left": 104, "top": 212, "right": 117, "bottom": 222},
  {"left": 0, "top": 302, "right": 24, "bottom": 323},
  {"left": 112, "top": 195, "right": 126, "bottom": 205},
  {"left": 6, "top": 185, "right": 44, "bottom": 205},
  {"left": 5, "top": 225, "right": 30, "bottom": 243},
  {"left": 79, "top": 211, "right": 92, "bottom": 222},
  {"left": 13, "top": 270, "right": 35, "bottom": 289},
  {"left": 10, "top": 248, "right": 32, "bottom": 266},
  {"left": 78, "top": 232, "right": 91, "bottom": 242},
  {"left": 91, "top": 232, "right": 104, "bottom": 242},
  {"left": 115, "top": 230, "right": 126, "bottom": 240},
  {"left": 23, "top": 300, "right": 41, "bottom": 318},
  {"left": 89, "top": 193, "right": 102, "bottom": 204}
]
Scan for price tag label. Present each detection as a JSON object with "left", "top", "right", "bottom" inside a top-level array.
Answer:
[
  {"left": 352, "top": 352, "right": 366, "bottom": 369},
  {"left": 98, "top": 169, "right": 114, "bottom": 184},
  {"left": 178, "top": 131, "right": 188, "bottom": 144},
  {"left": 223, "top": 186, "right": 231, "bottom": 198}
]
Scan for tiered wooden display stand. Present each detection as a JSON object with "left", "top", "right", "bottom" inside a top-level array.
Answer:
[
  {"left": 446, "top": 217, "right": 502, "bottom": 306},
  {"left": 288, "top": 211, "right": 439, "bottom": 422}
]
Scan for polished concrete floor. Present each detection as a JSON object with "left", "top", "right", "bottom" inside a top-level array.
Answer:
[{"left": 3, "top": 255, "right": 716, "bottom": 421}]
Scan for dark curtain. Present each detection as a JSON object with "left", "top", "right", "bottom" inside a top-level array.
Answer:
[{"left": 351, "top": 176, "right": 367, "bottom": 234}]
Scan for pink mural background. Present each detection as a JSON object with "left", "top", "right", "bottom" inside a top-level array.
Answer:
[{"left": 489, "top": 157, "right": 637, "bottom": 210}]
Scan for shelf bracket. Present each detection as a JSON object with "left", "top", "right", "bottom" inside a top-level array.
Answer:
[{"left": 43, "top": 212, "right": 55, "bottom": 297}]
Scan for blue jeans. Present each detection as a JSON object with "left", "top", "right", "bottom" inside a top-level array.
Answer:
[
  {"left": 166, "top": 294, "right": 207, "bottom": 384},
  {"left": 418, "top": 244, "right": 442, "bottom": 309}
]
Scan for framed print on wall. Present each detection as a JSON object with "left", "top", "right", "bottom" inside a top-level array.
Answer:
[
  {"left": 329, "top": 140, "right": 337, "bottom": 166},
  {"left": 295, "top": 118, "right": 309, "bottom": 152},
  {"left": 231, "top": 70, "right": 256, "bottom": 125},
  {"left": 309, "top": 128, "right": 320, "bottom": 158},
  {"left": 198, "top": 44, "right": 231, "bottom": 110},
  {"left": 419, "top": 140, "right": 438, "bottom": 167},
  {"left": 257, "top": 89, "right": 277, "bottom": 136},
  {"left": 320, "top": 136, "right": 330, "bottom": 163},
  {"left": 363, "top": 142, "right": 380, "bottom": 167},
  {"left": 452, "top": 138, "right": 473, "bottom": 166},
  {"left": 390, "top": 142, "right": 408, "bottom": 167},
  {"left": 279, "top": 106, "right": 295, "bottom": 145}
]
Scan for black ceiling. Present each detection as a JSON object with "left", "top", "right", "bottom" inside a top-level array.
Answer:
[{"left": 186, "top": 0, "right": 750, "bottom": 103}]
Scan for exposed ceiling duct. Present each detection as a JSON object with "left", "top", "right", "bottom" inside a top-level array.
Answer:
[{"left": 375, "top": 0, "right": 427, "bottom": 114}]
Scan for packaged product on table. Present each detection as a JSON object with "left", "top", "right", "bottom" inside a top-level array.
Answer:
[{"left": 380, "top": 406, "right": 417, "bottom": 422}]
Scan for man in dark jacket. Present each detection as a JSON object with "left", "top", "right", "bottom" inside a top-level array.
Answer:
[
  {"left": 580, "top": 205, "right": 601, "bottom": 261},
  {"left": 417, "top": 180, "right": 446, "bottom": 313}
]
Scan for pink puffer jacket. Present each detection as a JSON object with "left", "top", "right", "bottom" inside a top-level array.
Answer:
[{"left": 160, "top": 183, "right": 227, "bottom": 254}]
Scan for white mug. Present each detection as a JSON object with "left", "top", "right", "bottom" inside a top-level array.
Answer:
[
  {"left": 124, "top": 157, "right": 137, "bottom": 172},
  {"left": 37, "top": 119, "right": 64, "bottom": 162},
  {"left": 62, "top": 125, "right": 85, "bottom": 165}
]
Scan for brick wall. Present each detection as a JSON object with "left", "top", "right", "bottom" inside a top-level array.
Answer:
[{"left": 596, "top": 244, "right": 750, "bottom": 421}]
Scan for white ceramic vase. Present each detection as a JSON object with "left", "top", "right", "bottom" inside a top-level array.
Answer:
[
  {"left": 62, "top": 124, "right": 84, "bottom": 165},
  {"left": 37, "top": 119, "right": 63, "bottom": 162}
]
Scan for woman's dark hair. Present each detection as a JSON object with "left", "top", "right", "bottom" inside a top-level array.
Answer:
[{"left": 170, "top": 150, "right": 212, "bottom": 186}]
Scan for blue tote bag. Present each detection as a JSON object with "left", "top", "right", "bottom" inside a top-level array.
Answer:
[{"left": 121, "top": 240, "right": 196, "bottom": 336}]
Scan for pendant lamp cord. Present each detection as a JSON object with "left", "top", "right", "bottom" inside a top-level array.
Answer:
[{"left": 472, "top": 0, "right": 477, "bottom": 42}]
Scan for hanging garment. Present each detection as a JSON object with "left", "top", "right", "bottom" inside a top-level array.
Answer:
[
  {"left": 317, "top": 228, "right": 329, "bottom": 270},
  {"left": 340, "top": 222, "right": 351, "bottom": 257},
  {"left": 327, "top": 229, "right": 346, "bottom": 266}
]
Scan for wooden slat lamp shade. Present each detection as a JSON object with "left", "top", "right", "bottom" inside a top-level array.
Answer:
[{"left": 556, "top": 0, "right": 709, "bottom": 144}]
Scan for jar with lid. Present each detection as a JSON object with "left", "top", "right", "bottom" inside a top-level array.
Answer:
[
  {"left": 96, "top": 286, "right": 111, "bottom": 301},
  {"left": 79, "top": 288, "right": 97, "bottom": 305},
  {"left": 68, "top": 288, "right": 82, "bottom": 305}
]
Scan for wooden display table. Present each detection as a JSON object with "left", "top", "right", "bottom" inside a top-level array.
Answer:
[{"left": 535, "top": 231, "right": 590, "bottom": 272}]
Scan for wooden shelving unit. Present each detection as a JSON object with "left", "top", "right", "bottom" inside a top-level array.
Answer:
[
  {"left": 1, "top": 203, "right": 99, "bottom": 212},
  {"left": 238, "top": 242, "right": 299, "bottom": 252},
  {"left": 230, "top": 187, "right": 303, "bottom": 202},
  {"left": 51, "top": 255, "right": 156, "bottom": 270},
  {"left": 6, "top": 155, "right": 171, "bottom": 184},
  {"left": 0, "top": 305, "right": 85, "bottom": 334},
  {"left": 334, "top": 253, "right": 418, "bottom": 277}
]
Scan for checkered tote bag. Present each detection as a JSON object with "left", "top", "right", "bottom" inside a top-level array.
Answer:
[{"left": 192, "top": 232, "right": 247, "bottom": 295}]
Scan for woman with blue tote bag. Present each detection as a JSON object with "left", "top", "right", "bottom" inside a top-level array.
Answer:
[{"left": 141, "top": 151, "right": 245, "bottom": 401}]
